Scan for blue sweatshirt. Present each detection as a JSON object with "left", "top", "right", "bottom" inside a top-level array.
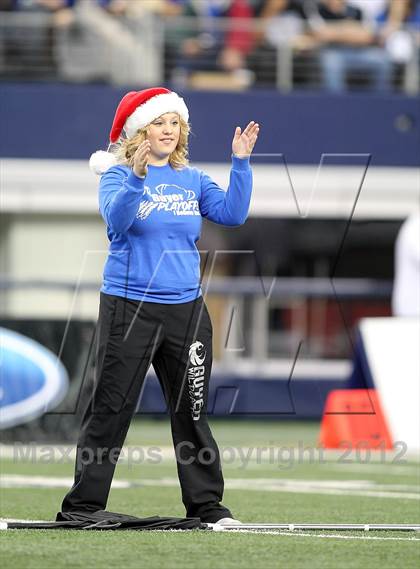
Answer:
[{"left": 98, "top": 155, "right": 252, "bottom": 303}]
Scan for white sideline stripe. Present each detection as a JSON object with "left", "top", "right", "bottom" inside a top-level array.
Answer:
[
  {"left": 0, "top": 475, "right": 135, "bottom": 489},
  {"left": 199, "top": 479, "right": 420, "bottom": 500},
  {"left": 1, "top": 475, "right": 419, "bottom": 500},
  {"left": 326, "top": 463, "right": 420, "bottom": 476},
  {"left": 219, "top": 530, "right": 420, "bottom": 541},
  {"left": 0, "top": 518, "right": 49, "bottom": 523},
  {"left": 1, "top": 520, "right": 418, "bottom": 541},
  {"left": 222, "top": 461, "right": 420, "bottom": 475}
]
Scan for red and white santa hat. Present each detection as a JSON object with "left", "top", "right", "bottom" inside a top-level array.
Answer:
[{"left": 89, "top": 87, "right": 189, "bottom": 175}]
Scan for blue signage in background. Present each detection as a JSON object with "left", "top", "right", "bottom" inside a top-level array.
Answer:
[
  {"left": 0, "top": 327, "right": 69, "bottom": 429},
  {"left": 0, "top": 84, "right": 418, "bottom": 167}
]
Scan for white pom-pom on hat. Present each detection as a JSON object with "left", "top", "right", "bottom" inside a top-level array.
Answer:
[{"left": 89, "top": 150, "right": 117, "bottom": 175}]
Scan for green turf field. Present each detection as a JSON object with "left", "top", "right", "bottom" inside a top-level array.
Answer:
[{"left": 1, "top": 419, "right": 419, "bottom": 568}]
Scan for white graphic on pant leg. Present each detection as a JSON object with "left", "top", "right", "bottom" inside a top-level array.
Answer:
[
  {"left": 188, "top": 341, "right": 206, "bottom": 421},
  {"left": 189, "top": 341, "right": 206, "bottom": 366}
]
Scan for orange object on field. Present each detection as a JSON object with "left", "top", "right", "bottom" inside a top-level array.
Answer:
[{"left": 319, "top": 389, "right": 394, "bottom": 449}]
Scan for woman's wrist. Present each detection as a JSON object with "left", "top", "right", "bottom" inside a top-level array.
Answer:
[
  {"left": 132, "top": 166, "right": 147, "bottom": 179},
  {"left": 231, "top": 154, "right": 251, "bottom": 170},
  {"left": 128, "top": 170, "right": 146, "bottom": 187}
]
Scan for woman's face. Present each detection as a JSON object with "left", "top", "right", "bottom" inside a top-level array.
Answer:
[{"left": 146, "top": 112, "right": 181, "bottom": 161}]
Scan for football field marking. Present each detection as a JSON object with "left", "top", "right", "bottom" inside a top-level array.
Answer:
[
  {"left": 1, "top": 474, "right": 419, "bottom": 500},
  {"left": 0, "top": 520, "right": 418, "bottom": 540},
  {"left": 216, "top": 529, "right": 420, "bottom": 541}
]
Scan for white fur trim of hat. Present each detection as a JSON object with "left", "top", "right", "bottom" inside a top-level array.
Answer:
[{"left": 124, "top": 92, "right": 189, "bottom": 138}]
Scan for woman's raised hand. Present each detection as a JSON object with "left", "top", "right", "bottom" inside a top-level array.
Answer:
[
  {"left": 133, "top": 140, "right": 151, "bottom": 178},
  {"left": 232, "top": 121, "right": 260, "bottom": 159}
]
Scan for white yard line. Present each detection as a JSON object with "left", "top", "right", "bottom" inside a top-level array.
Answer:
[
  {"left": 218, "top": 530, "right": 420, "bottom": 541},
  {"left": 0, "top": 475, "right": 137, "bottom": 489},
  {"left": 1, "top": 474, "right": 419, "bottom": 500},
  {"left": 0, "top": 518, "right": 49, "bottom": 523},
  {"left": 326, "top": 463, "right": 420, "bottom": 476}
]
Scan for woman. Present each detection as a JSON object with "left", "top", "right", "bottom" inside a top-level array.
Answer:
[{"left": 60, "top": 87, "right": 259, "bottom": 524}]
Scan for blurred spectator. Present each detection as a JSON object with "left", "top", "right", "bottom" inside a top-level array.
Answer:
[
  {"left": 0, "top": 0, "right": 76, "bottom": 78},
  {"left": 304, "top": 0, "right": 393, "bottom": 92},
  {"left": 0, "top": 0, "right": 15, "bottom": 10},
  {"left": 12, "top": 0, "right": 76, "bottom": 26},
  {"left": 377, "top": 0, "right": 420, "bottom": 65},
  {"left": 348, "top": 0, "right": 389, "bottom": 25},
  {"left": 162, "top": 0, "right": 256, "bottom": 87},
  {"left": 392, "top": 213, "right": 420, "bottom": 317},
  {"left": 96, "top": 0, "right": 128, "bottom": 16},
  {"left": 95, "top": 0, "right": 148, "bottom": 17},
  {"left": 376, "top": 0, "right": 420, "bottom": 35},
  {"left": 350, "top": 0, "right": 418, "bottom": 64},
  {"left": 257, "top": 0, "right": 307, "bottom": 47},
  {"left": 93, "top": 0, "right": 167, "bottom": 27},
  {"left": 251, "top": 0, "right": 313, "bottom": 87},
  {"left": 250, "top": 0, "right": 398, "bottom": 90}
]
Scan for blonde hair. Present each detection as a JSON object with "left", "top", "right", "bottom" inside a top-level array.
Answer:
[{"left": 114, "top": 115, "right": 190, "bottom": 170}]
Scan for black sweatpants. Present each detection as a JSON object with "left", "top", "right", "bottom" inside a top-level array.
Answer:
[{"left": 60, "top": 291, "right": 232, "bottom": 523}]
